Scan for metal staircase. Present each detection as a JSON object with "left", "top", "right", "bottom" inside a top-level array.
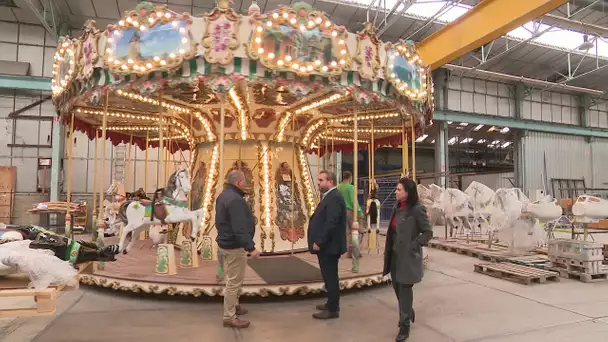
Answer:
[{"left": 358, "top": 174, "right": 401, "bottom": 222}]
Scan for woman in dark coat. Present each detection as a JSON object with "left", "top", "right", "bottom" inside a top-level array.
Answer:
[{"left": 382, "top": 177, "right": 433, "bottom": 341}]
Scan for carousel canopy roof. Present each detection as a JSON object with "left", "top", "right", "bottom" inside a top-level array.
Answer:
[{"left": 52, "top": 1, "right": 434, "bottom": 153}]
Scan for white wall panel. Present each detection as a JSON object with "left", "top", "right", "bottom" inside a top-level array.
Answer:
[
  {"left": 11, "top": 158, "right": 38, "bottom": 192},
  {"left": 0, "top": 22, "right": 18, "bottom": 43},
  {"left": 522, "top": 132, "right": 591, "bottom": 196},
  {"left": 19, "top": 25, "right": 44, "bottom": 45},
  {"left": 0, "top": 42, "right": 17, "bottom": 61}
]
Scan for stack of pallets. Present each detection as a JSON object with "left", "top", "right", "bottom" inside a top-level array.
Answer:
[{"left": 548, "top": 239, "right": 608, "bottom": 283}]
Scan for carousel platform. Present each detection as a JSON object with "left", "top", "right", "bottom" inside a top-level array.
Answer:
[{"left": 79, "top": 237, "right": 386, "bottom": 297}]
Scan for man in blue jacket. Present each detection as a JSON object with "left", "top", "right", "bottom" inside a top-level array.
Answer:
[
  {"left": 216, "top": 170, "right": 260, "bottom": 329},
  {"left": 308, "top": 170, "right": 347, "bottom": 320}
]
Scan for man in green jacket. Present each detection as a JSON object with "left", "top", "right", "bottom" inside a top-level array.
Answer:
[{"left": 337, "top": 171, "right": 364, "bottom": 263}]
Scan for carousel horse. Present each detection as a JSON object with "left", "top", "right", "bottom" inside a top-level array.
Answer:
[
  {"left": 0, "top": 225, "right": 119, "bottom": 288},
  {"left": 429, "top": 185, "right": 475, "bottom": 236},
  {"left": 117, "top": 168, "right": 204, "bottom": 254},
  {"left": 464, "top": 181, "right": 495, "bottom": 234}
]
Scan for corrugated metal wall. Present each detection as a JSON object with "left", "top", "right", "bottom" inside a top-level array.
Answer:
[
  {"left": 522, "top": 132, "right": 592, "bottom": 196},
  {"left": 461, "top": 172, "right": 515, "bottom": 190},
  {"left": 591, "top": 138, "right": 608, "bottom": 188}
]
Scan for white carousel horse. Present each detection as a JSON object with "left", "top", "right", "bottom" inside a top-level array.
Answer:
[
  {"left": 572, "top": 195, "right": 608, "bottom": 222},
  {"left": 117, "top": 168, "right": 204, "bottom": 254},
  {"left": 492, "top": 188, "right": 547, "bottom": 251},
  {"left": 431, "top": 185, "right": 475, "bottom": 236},
  {"left": 464, "top": 181, "right": 495, "bottom": 234}
]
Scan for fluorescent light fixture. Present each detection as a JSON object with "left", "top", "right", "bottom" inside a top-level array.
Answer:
[
  {"left": 488, "top": 126, "right": 496, "bottom": 132},
  {"left": 430, "top": 139, "right": 435, "bottom": 144},
  {"left": 491, "top": 140, "right": 501, "bottom": 145},
  {"left": 477, "top": 139, "right": 486, "bottom": 144},
  {"left": 447, "top": 121, "right": 453, "bottom": 124},
  {"left": 415, "top": 134, "right": 428, "bottom": 143},
  {"left": 459, "top": 122, "right": 469, "bottom": 126},
  {"left": 448, "top": 137, "right": 458, "bottom": 145},
  {"left": 473, "top": 124, "right": 483, "bottom": 131},
  {"left": 460, "top": 138, "right": 472, "bottom": 144},
  {"left": 501, "top": 141, "right": 512, "bottom": 148},
  {"left": 500, "top": 127, "right": 510, "bottom": 133}
]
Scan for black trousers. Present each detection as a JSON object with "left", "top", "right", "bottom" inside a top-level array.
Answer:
[
  {"left": 390, "top": 254, "right": 413, "bottom": 327},
  {"left": 318, "top": 253, "right": 340, "bottom": 312}
]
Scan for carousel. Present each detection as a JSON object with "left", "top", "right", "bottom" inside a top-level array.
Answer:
[{"left": 51, "top": 0, "right": 434, "bottom": 296}]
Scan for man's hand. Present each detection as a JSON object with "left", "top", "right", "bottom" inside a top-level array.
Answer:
[
  {"left": 313, "top": 243, "right": 320, "bottom": 251},
  {"left": 249, "top": 249, "right": 261, "bottom": 258}
]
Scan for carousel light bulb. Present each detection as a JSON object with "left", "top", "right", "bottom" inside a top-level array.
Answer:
[
  {"left": 268, "top": 52, "right": 275, "bottom": 59},
  {"left": 316, "top": 17, "right": 323, "bottom": 24},
  {"left": 126, "top": 17, "right": 133, "bottom": 23},
  {"left": 257, "top": 47, "right": 264, "bottom": 54},
  {"left": 108, "top": 57, "right": 114, "bottom": 63},
  {"left": 285, "top": 55, "right": 292, "bottom": 62},
  {"left": 322, "top": 66, "right": 328, "bottom": 72},
  {"left": 165, "top": 13, "right": 171, "bottom": 19},
  {"left": 340, "top": 49, "right": 346, "bottom": 55},
  {"left": 331, "top": 61, "right": 337, "bottom": 67},
  {"left": 179, "top": 27, "right": 185, "bottom": 33},
  {"left": 169, "top": 53, "right": 176, "bottom": 59},
  {"left": 307, "top": 65, "right": 313, "bottom": 71},
  {"left": 179, "top": 49, "right": 186, "bottom": 54},
  {"left": 255, "top": 37, "right": 261, "bottom": 43},
  {"left": 292, "top": 63, "right": 299, "bottom": 69},
  {"left": 266, "top": 21, "right": 272, "bottom": 27},
  {"left": 146, "top": 63, "right": 153, "bottom": 69},
  {"left": 256, "top": 26, "right": 263, "bottom": 32},
  {"left": 121, "top": 64, "right": 128, "bottom": 70},
  {"left": 277, "top": 59, "right": 284, "bottom": 66},
  {"left": 325, "top": 20, "right": 331, "bottom": 27},
  {"left": 133, "top": 21, "right": 140, "bottom": 27},
  {"left": 128, "top": 58, "right": 134, "bottom": 64},
  {"left": 300, "top": 66, "right": 306, "bottom": 72},
  {"left": 332, "top": 31, "right": 338, "bottom": 37},
  {"left": 181, "top": 37, "right": 188, "bottom": 44},
  {"left": 273, "top": 13, "right": 279, "bottom": 19},
  {"left": 160, "top": 60, "right": 167, "bottom": 65},
  {"left": 140, "top": 25, "right": 147, "bottom": 31},
  {"left": 300, "top": 25, "right": 305, "bottom": 31},
  {"left": 290, "top": 18, "right": 297, "bottom": 24}
]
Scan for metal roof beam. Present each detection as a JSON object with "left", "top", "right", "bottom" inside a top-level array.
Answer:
[
  {"left": 377, "top": 0, "right": 417, "bottom": 36},
  {"left": 416, "top": 0, "right": 569, "bottom": 69},
  {"left": 15, "top": 0, "right": 68, "bottom": 38},
  {"left": 434, "top": 109, "right": 608, "bottom": 139}
]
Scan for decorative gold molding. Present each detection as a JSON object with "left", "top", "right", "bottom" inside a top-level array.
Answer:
[{"left": 79, "top": 273, "right": 384, "bottom": 297}]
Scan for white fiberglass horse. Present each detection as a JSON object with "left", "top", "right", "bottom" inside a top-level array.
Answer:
[
  {"left": 431, "top": 185, "right": 475, "bottom": 236},
  {"left": 572, "top": 195, "right": 608, "bottom": 222},
  {"left": 464, "top": 181, "right": 495, "bottom": 234},
  {"left": 117, "top": 169, "right": 203, "bottom": 254}
]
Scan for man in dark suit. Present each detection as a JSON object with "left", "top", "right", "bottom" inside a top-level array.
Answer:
[{"left": 308, "top": 170, "right": 347, "bottom": 320}]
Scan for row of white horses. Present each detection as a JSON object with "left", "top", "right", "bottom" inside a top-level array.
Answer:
[{"left": 417, "top": 181, "right": 563, "bottom": 249}]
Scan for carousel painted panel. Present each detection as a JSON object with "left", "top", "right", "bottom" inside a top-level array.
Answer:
[
  {"left": 104, "top": 2, "right": 195, "bottom": 75},
  {"left": 79, "top": 20, "right": 101, "bottom": 81},
  {"left": 247, "top": 2, "right": 351, "bottom": 77},
  {"left": 384, "top": 40, "right": 429, "bottom": 102},
  {"left": 354, "top": 23, "right": 381, "bottom": 81},
  {"left": 52, "top": 37, "right": 81, "bottom": 97},
  {"left": 202, "top": 4, "right": 241, "bottom": 64},
  {"left": 270, "top": 143, "right": 310, "bottom": 252}
]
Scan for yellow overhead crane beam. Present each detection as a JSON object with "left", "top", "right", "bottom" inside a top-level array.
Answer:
[{"left": 416, "top": 0, "right": 568, "bottom": 70}]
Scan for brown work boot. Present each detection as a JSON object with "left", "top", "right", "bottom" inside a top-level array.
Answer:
[
  {"left": 223, "top": 318, "right": 250, "bottom": 329},
  {"left": 235, "top": 305, "right": 248, "bottom": 315}
]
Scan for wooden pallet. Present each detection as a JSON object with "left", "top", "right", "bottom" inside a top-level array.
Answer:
[
  {"left": 0, "top": 281, "right": 78, "bottom": 318},
  {"left": 506, "top": 255, "right": 551, "bottom": 269},
  {"left": 474, "top": 262, "right": 560, "bottom": 285},
  {"left": 550, "top": 266, "right": 608, "bottom": 283}
]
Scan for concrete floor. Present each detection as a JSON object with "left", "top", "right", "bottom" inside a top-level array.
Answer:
[{"left": 0, "top": 244, "right": 606, "bottom": 342}]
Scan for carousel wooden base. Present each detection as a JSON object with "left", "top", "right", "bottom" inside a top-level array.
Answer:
[{"left": 79, "top": 239, "right": 386, "bottom": 297}]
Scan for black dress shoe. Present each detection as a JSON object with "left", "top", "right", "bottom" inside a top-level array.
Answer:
[
  {"left": 396, "top": 325, "right": 410, "bottom": 341},
  {"left": 316, "top": 303, "right": 328, "bottom": 311},
  {"left": 312, "top": 311, "right": 339, "bottom": 319}
]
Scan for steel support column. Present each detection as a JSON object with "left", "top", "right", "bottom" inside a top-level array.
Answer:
[
  {"left": 417, "top": 0, "right": 568, "bottom": 69},
  {"left": 50, "top": 115, "right": 63, "bottom": 202},
  {"left": 513, "top": 83, "right": 526, "bottom": 189},
  {"left": 434, "top": 121, "right": 448, "bottom": 188},
  {"left": 433, "top": 69, "right": 448, "bottom": 110}
]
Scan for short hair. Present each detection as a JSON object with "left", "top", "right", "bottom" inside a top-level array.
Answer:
[
  {"left": 343, "top": 171, "right": 352, "bottom": 180},
  {"left": 227, "top": 170, "right": 245, "bottom": 185},
  {"left": 319, "top": 170, "right": 337, "bottom": 185}
]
